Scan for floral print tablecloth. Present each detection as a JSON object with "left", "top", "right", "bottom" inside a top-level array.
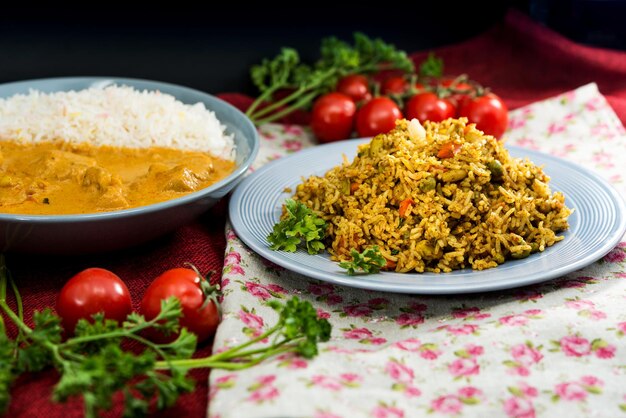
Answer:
[{"left": 209, "top": 83, "right": 626, "bottom": 418}]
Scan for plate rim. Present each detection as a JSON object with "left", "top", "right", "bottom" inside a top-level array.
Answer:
[{"left": 229, "top": 139, "right": 626, "bottom": 294}]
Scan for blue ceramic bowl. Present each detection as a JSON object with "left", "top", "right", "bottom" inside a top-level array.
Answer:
[{"left": 0, "top": 77, "right": 259, "bottom": 254}]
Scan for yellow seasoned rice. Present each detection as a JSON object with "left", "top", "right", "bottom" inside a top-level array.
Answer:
[{"left": 292, "top": 118, "right": 572, "bottom": 273}]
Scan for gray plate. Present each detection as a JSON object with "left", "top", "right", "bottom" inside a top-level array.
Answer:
[
  {"left": 0, "top": 77, "right": 259, "bottom": 254},
  {"left": 229, "top": 139, "right": 626, "bottom": 294}
]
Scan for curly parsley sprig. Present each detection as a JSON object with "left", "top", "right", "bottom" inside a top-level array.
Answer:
[
  {"left": 246, "top": 32, "right": 414, "bottom": 125},
  {"left": 155, "top": 296, "right": 331, "bottom": 371},
  {"left": 339, "top": 246, "right": 387, "bottom": 275},
  {"left": 267, "top": 199, "right": 327, "bottom": 254},
  {"left": 0, "top": 257, "right": 331, "bottom": 417}
]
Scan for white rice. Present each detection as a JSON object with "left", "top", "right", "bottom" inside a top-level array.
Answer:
[{"left": 0, "top": 85, "right": 235, "bottom": 160}]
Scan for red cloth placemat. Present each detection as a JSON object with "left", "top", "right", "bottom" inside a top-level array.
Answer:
[
  {"left": 4, "top": 200, "right": 227, "bottom": 418},
  {"left": 3, "top": 9, "right": 626, "bottom": 418}
]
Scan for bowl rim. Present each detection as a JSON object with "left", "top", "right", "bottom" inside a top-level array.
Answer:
[{"left": 0, "top": 76, "right": 259, "bottom": 223}]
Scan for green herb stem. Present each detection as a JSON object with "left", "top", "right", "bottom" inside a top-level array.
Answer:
[
  {"left": 123, "top": 333, "right": 170, "bottom": 362},
  {"left": 248, "top": 86, "right": 306, "bottom": 120},
  {"left": 249, "top": 68, "right": 335, "bottom": 121},
  {"left": 62, "top": 328, "right": 134, "bottom": 347},
  {"left": 45, "top": 340, "right": 71, "bottom": 371},
  {"left": 219, "top": 338, "right": 290, "bottom": 360},
  {"left": 0, "top": 299, "right": 32, "bottom": 337},
  {"left": 155, "top": 343, "right": 294, "bottom": 371},
  {"left": 61, "top": 311, "right": 170, "bottom": 349},
  {"left": 0, "top": 266, "right": 6, "bottom": 337},
  {"left": 245, "top": 86, "right": 280, "bottom": 119},
  {"left": 8, "top": 274, "right": 23, "bottom": 331},
  {"left": 253, "top": 90, "right": 319, "bottom": 125},
  {"left": 205, "top": 325, "right": 280, "bottom": 363},
  {"left": 0, "top": 251, "right": 330, "bottom": 417}
]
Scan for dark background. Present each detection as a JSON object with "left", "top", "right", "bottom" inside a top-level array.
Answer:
[{"left": 1, "top": 1, "right": 625, "bottom": 95}]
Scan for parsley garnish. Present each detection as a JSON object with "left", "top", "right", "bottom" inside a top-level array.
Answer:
[
  {"left": 0, "top": 257, "right": 331, "bottom": 417},
  {"left": 419, "top": 52, "right": 444, "bottom": 78},
  {"left": 247, "top": 32, "right": 414, "bottom": 125},
  {"left": 267, "top": 199, "right": 327, "bottom": 254},
  {"left": 338, "top": 246, "right": 387, "bottom": 275}
]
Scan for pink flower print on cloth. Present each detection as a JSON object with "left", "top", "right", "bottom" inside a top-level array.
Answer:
[
  {"left": 503, "top": 382, "right": 538, "bottom": 418},
  {"left": 451, "top": 306, "right": 491, "bottom": 321},
  {"left": 238, "top": 308, "right": 265, "bottom": 338},
  {"left": 565, "top": 299, "right": 608, "bottom": 321},
  {"left": 242, "top": 280, "right": 287, "bottom": 300},
  {"left": 393, "top": 338, "right": 442, "bottom": 360},
  {"left": 276, "top": 352, "right": 309, "bottom": 369},
  {"left": 448, "top": 358, "right": 480, "bottom": 378},
  {"left": 308, "top": 373, "right": 362, "bottom": 391},
  {"left": 246, "top": 375, "right": 280, "bottom": 404},
  {"left": 384, "top": 360, "right": 414, "bottom": 384},
  {"left": 447, "top": 344, "right": 484, "bottom": 378},
  {"left": 556, "top": 335, "right": 616, "bottom": 359},
  {"left": 223, "top": 250, "right": 245, "bottom": 275},
  {"left": 503, "top": 397, "right": 536, "bottom": 418},
  {"left": 430, "top": 386, "right": 483, "bottom": 415},
  {"left": 342, "top": 326, "right": 387, "bottom": 345},
  {"left": 431, "top": 395, "right": 463, "bottom": 415},
  {"left": 308, "top": 283, "right": 344, "bottom": 305},
  {"left": 395, "top": 312, "right": 425, "bottom": 327},
  {"left": 371, "top": 404, "right": 405, "bottom": 418},
  {"left": 437, "top": 323, "right": 480, "bottom": 336},
  {"left": 209, "top": 84, "right": 626, "bottom": 418},
  {"left": 603, "top": 243, "right": 626, "bottom": 263},
  {"left": 385, "top": 359, "right": 422, "bottom": 398},
  {"left": 499, "top": 309, "right": 543, "bottom": 327},
  {"left": 313, "top": 412, "right": 343, "bottom": 418},
  {"left": 553, "top": 376, "right": 604, "bottom": 402},
  {"left": 505, "top": 342, "right": 543, "bottom": 376}
]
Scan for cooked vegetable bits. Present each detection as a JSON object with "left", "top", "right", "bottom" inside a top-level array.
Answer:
[{"left": 291, "top": 118, "right": 572, "bottom": 273}]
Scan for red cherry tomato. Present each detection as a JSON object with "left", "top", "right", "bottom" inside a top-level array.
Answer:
[
  {"left": 458, "top": 93, "right": 509, "bottom": 139},
  {"left": 310, "top": 93, "right": 357, "bottom": 143},
  {"left": 140, "top": 267, "right": 220, "bottom": 344},
  {"left": 405, "top": 92, "right": 456, "bottom": 123},
  {"left": 57, "top": 268, "right": 132, "bottom": 334},
  {"left": 336, "top": 74, "right": 371, "bottom": 103},
  {"left": 355, "top": 97, "right": 403, "bottom": 137},
  {"left": 381, "top": 76, "right": 408, "bottom": 95}
]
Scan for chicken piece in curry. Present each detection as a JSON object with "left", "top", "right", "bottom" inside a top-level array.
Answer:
[{"left": 0, "top": 140, "right": 235, "bottom": 215}]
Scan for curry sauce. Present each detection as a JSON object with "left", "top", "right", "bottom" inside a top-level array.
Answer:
[{"left": 0, "top": 140, "right": 235, "bottom": 215}]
